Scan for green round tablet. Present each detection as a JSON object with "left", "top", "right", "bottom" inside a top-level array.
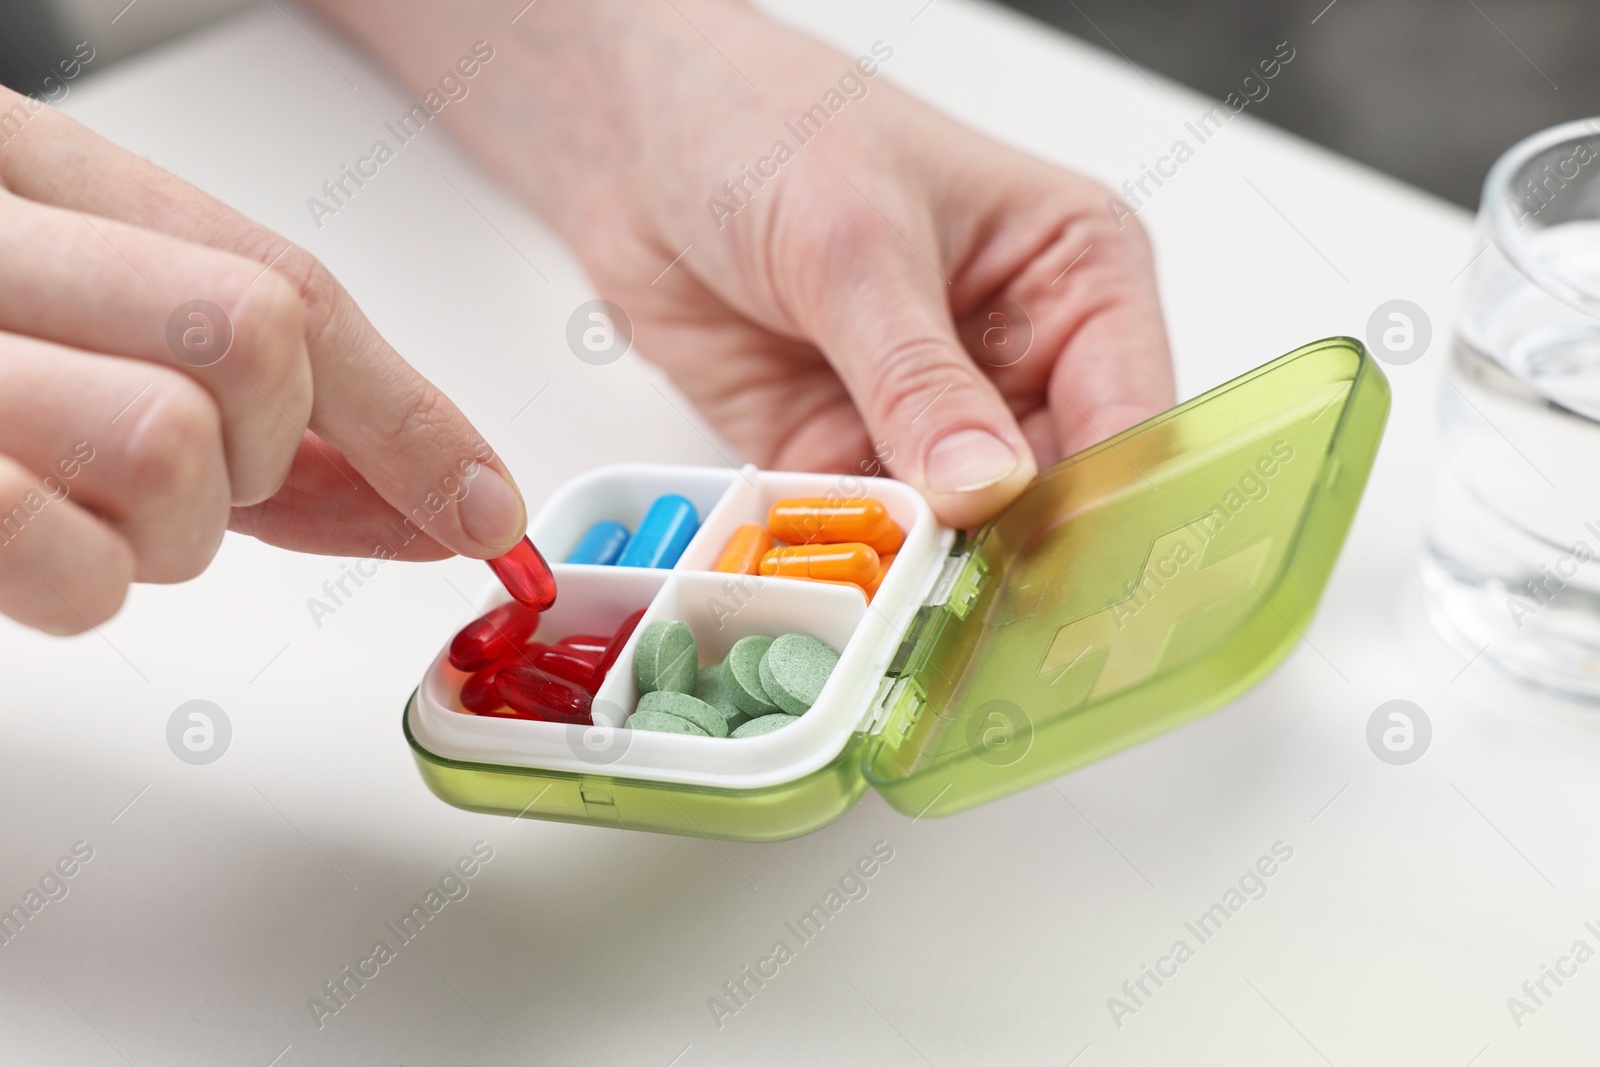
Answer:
[
  {"left": 731, "top": 713, "right": 799, "bottom": 738},
  {"left": 633, "top": 619, "right": 698, "bottom": 695},
  {"left": 758, "top": 633, "right": 840, "bottom": 716},
  {"left": 693, "top": 663, "right": 749, "bottom": 732},
  {"left": 635, "top": 691, "right": 729, "bottom": 738},
  {"left": 625, "top": 708, "right": 710, "bottom": 736},
  {"left": 724, "top": 635, "right": 779, "bottom": 716}
]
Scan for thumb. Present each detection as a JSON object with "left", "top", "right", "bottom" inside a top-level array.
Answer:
[{"left": 794, "top": 215, "right": 1036, "bottom": 529}]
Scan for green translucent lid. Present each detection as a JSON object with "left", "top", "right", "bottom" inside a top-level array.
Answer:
[{"left": 864, "top": 336, "right": 1390, "bottom": 818}]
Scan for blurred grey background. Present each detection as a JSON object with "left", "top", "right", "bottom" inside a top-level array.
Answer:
[
  {"left": 0, "top": 0, "right": 256, "bottom": 93},
  {"left": 1006, "top": 0, "right": 1599, "bottom": 206},
  {"left": 1, "top": 0, "right": 1596, "bottom": 208}
]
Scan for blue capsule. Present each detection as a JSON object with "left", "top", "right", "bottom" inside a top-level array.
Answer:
[
  {"left": 566, "top": 519, "right": 631, "bottom": 565},
  {"left": 616, "top": 494, "right": 698, "bottom": 568}
]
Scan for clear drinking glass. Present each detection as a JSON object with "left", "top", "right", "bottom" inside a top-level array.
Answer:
[{"left": 1420, "top": 118, "right": 1600, "bottom": 700}]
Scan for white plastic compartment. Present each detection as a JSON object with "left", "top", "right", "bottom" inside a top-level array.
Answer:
[
  {"left": 530, "top": 463, "right": 737, "bottom": 569},
  {"left": 413, "top": 564, "right": 665, "bottom": 764},
  {"left": 593, "top": 570, "right": 866, "bottom": 729},
  {"left": 408, "top": 464, "right": 954, "bottom": 789}
]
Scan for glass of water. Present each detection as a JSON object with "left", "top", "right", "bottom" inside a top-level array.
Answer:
[{"left": 1420, "top": 117, "right": 1600, "bottom": 700}]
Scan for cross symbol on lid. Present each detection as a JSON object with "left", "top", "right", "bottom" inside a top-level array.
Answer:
[{"left": 1038, "top": 521, "right": 1272, "bottom": 704}]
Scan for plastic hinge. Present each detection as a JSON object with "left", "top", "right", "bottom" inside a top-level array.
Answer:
[
  {"left": 923, "top": 549, "right": 973, "bottom": 610},
  {"left": 868, "top": 676, "right": 926, "bottom": 739},
  {"left": 944, "top": 554, "right": 987, "bottom": 621},
  {"left": 862, "top": 675, "right": 900, "bottom": 734},
  {"left": 885, "top": 606, "right": 933, "bottom": 679},
  {"left": 864, "top": 547, "right": 978, "bottom": 735}
]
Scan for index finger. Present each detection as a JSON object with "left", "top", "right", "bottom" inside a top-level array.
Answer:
[
  {"left": 0, "top": 96, "right": 527, "bottom": 559},
  {"left": 1043, "top": 213, "right": 1175, "bottom": 458}
]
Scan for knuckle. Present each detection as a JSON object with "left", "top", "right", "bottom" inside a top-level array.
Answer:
[
  {"left": 264, "top": 243, "right": 341, "bottom": 342},
  {"left": 51, "top": 560, "right": 131, "bottom": 633},
  {"left": 0, "top": 459, "right": 59, "bottom": 562},
  {"left": 0, "top": 457, "right": 133, "bottom": 634},
  {"left": 226, "top": 266, "right": 312, "bottom": 426},
  {"left": 218, "top": 232, "right": 339, "bottom": 344},
  {"left": 1075, "top": 177, "right": 1120, "bottom": 210},
  {"left": 136, "top": 526, "right": 223, "bottom": 585},
  {"left": 775, "top": 196, "right": 941, "bottom": 334},
  {"left": 1116, "top": 208, "right": 1152, "bottom": 247},
  {"left": 0, "top": 470, "right": 42, "bottom": 550},
  {"left": 862, "top": 335, "right": 976, "bottom": 429},
  {"left": 1102, "top": 207, "right": 1152, "bottom": 253},
  {"left": 1074, "top": 181, "right": 1152, "bottom": 247},
  {"left": 792, "top": 201, "right": 890, "bottom": 274},
  {"left": 375, "top": 384, "right": 489, "bottom": 497},
  {"left": 384, "top": 384, "right": 454, "bottom": 455},
  {"left": 122, "top": 376, "right": 224, "bottom": 504},
  {"left": 0, "top": 454, "right": 33, "bottom": 503},
  {"left": 228, "top": 266, "right": 305, "bottom": 351}
]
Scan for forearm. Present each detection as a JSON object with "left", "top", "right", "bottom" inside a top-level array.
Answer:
[{"left": 304, "top": 0, "right": 764, "bottom": 245}]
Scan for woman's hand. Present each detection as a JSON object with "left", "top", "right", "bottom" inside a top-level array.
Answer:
[
  {"left": 0, "top": 90, "right": 526, "bottom": 634},
  {"left": 319, "top": 0, "right": 1175, "bottom": 528}
]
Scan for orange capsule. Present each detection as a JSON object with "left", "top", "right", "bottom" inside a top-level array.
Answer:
[
  {"left": 865, "top": 552, "right": 896, "bottom": 599},
  {"left": 768, "top": 498, "right": 903, "bottom": 556},
  {"left": 870, "top": 523, "right": 904, "bottom": 557},
  {"left": 792, "top": 577, "right": 868, "bottom": 600},
  {"left": 760, "top": 542, "right": 880, "bottom": 586},
  {"left": 711, "top": 523, "right": 773, "bottom": 574}
]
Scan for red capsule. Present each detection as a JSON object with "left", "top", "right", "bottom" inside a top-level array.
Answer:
[
  {"left": 557, "top": 634, "right": 609, "bottom": 655},
  {"left": 459, "top": 667, "right": 507, "bottom": 714},
  {"left": 495, "top": 665, "right": 593, "bottom": 724},
  {"left": 593, "top": 607, "right": 647, "bottom": 689},
  {"left": 532, "top": 645, "right": 600, "bottom": 692},
  {"left": 493, "top": 640, "right": 550, "bottom": 674},
  {"left": 488, "top": 536, "right": 558, "bottom": 612},
  {"left": 448, "top": 602, "right": 541, "bottom": 672}
]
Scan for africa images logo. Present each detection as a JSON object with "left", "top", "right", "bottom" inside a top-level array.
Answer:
[{"left": 306, "top": 842, "right": 494, "bottom": 1029}]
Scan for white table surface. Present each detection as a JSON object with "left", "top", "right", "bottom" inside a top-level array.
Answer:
[{"left": 4, "top": 1, "right": 1590, "bottom": 1064}]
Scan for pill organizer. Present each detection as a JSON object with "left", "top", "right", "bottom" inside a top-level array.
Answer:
[{"left": 404, "top": 337, "right": 1390, "bottom": 841}]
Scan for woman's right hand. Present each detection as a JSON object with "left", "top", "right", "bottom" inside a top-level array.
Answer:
[{"left": 0, "top": 88, "right": 528, "bottom": 634}]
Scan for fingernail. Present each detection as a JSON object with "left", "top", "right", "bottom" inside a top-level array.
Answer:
[
  {"left": 924, "top": 429, "right": 1021, "bottom": 494},
  {"left": 458, "top": 463, "right": 527, "bottom": 552}
]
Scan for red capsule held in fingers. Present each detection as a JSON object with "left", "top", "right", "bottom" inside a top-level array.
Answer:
[
  {"left": 496, "top": 665, "right": 593, "bottom": 724},
  {"left": 488, "top": 536, "right": 558, "bottom": 612},
  {"left": 448, "top": 601, "right": 541, "bottom": 672},
  {"left": 593, "top": 607, "right": 647, "bottom": 690}
]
